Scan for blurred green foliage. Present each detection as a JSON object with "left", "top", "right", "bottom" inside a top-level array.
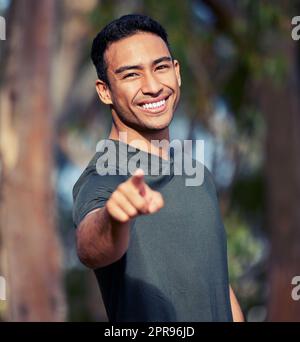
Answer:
[{"left": 226, "top": 213, "right": 264, "bottom": 283}]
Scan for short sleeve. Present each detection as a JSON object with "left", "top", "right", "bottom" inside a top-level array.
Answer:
[{"left": 72, "top": 171, "right": 124, "bottom": 228}]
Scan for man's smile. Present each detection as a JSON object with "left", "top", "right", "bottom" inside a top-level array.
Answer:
[{"left": 136, "top": 94, "right": 171, "bottom": 115}]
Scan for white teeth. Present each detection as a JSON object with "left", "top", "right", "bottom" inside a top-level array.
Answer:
[{"left": 142, "top": 99, "right": 165, "bottom": 110}]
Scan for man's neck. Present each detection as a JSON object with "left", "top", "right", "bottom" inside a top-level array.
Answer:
[{"left": 109, "top": 123, "right": 170, "bottom": 160}]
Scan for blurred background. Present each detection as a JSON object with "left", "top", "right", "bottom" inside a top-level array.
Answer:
[{"left": 0, "top": 0, "right": 300, "bottom": 322}]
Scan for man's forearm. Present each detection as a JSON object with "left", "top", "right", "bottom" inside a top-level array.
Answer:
[{"left": 76, "top": 206, "right": 131, "bottom": 269}]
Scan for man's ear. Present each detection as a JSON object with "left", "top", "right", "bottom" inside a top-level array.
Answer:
[
  {"left": 95, "top": 80, "right": 113, "bottom": 105},
  {"left": 173, "top": 59, "right": 181, "bottom": 88}
]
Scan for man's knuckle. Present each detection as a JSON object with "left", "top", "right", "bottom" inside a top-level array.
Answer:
[
  {"left": 137, "top": 200, "right": 147, "bottom": 212},
  {"left": 118, "top": 183, "right": 127, "bottom": 192},
  {"left": 106, "top": 200, "right": 113, "bottom": 212},
  {"left": 111, "top": 193, "right": 120, "bottom": 203},
  {"left": 130, "top": 207, "right": 138, "bottom": 216}
]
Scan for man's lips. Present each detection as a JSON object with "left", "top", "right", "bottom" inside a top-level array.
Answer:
[
  {"left": 137, "top": 95, "right": 171, "bottom": 114},
  {"left": 137, "top": 94, "right": 170, "bottom": 106}
]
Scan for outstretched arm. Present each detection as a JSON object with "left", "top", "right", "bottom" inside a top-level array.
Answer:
[
  {"left": 76, "top": 169, "right": 164, "bottom": 269},
  {"left": 230, "top": 285, "right": 244, "bottom": 322}
]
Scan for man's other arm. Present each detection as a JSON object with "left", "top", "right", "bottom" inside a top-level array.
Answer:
[{"left": 230, "top": 285, "right": 244, "bottom": 322}]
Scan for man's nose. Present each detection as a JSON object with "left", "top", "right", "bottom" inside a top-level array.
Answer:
[{"left": 141, "top": 72, "right": 163, "bottom": 95}]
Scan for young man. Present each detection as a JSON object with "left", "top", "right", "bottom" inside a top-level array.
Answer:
[{"left": 73, "top": 14, "right": 244, "bottom": 322}]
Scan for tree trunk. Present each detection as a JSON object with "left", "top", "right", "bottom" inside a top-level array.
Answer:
[
  {"left": 0, "top": 0, "right": 66, "bottom": 321},
  {"left": 262, "top": 38, "right": 300, "bottom": 321}
]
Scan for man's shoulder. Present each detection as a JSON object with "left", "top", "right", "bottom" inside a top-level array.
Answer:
[
  {"left": 72, "top": 149, "right": 128, "bottom": 201},
  {"left": 72, "top": 152, "right": 99, "bottom": 201}
]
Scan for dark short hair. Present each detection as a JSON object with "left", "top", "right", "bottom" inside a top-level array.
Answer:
[{"left": 91, "top": 14, "right": 172, "bottom": 86}]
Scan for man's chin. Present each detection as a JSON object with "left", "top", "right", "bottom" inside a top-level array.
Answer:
[
  {"left": 147, "top": 112, "right": 174, "bottom": 130},
  {"left": 121, "top": 112, "right": 174, "bottom": 133},
  {"left": 141, "top": 118, "right": 173, "bottom": 132}
]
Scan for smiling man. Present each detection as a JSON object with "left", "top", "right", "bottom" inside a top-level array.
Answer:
[{"left": 72, "top": 14, "right": 244, "bottom": 322}]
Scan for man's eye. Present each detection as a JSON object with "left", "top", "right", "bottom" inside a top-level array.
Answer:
[
  {"left": 156, "top": 65, "right": 170, "bottom": 70},
  {"left": 123, "top": 73, "right": 138, "bottom": 79}
]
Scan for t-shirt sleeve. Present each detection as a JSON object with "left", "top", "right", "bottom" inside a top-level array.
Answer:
[{"left": 72, "top": 171, "right": 120, "bottom": 228}]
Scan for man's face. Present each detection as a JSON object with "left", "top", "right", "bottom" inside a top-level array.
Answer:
[{"left": 97, "top": 32, "right": 181, "bottom": 132}]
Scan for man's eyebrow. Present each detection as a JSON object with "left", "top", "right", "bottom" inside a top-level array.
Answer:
[
  {"left": 114, "top": 64, "right": 143, "bottom": 74},
  {"left": 152, "top": 56, "right": 172, "bottom": 65},
  {"left": 114, "top": 56, "right": 172, "bottom": 74}
]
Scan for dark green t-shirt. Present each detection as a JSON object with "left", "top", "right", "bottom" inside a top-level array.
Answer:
[{"left": 72, "top": 139, "right": 233, "bottom": 322}]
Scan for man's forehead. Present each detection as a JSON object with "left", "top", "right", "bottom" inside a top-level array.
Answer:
[{"left": 105, "top": 32, "right": 170, "bottom": 69}]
